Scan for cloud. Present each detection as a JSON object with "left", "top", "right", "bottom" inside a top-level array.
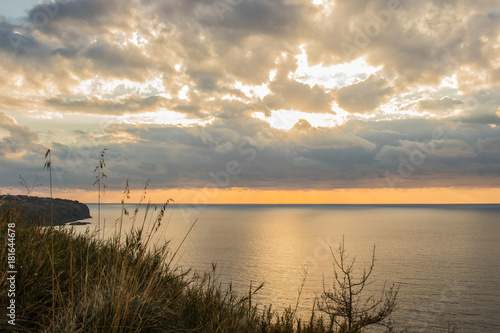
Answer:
[
  {"left": 336, "top": 75, "right": 393, "bottom": 113},
  {"left": 1, "top": 112, "right": 500, "bottom": 191},
  {"left": 477, "top": 136, "right": 500, "bottom": 155},
  {"left": 428, "top": 139, "right": 477, "bottom": 159},
  {"left": 84, "top": 41, "right": 151, "bottom": 78},
  {"left": 263, "top": 78, "right": 333, "bottom": 114},
  {"left": 46, "top": 95, "right": 172, "bottom": 115},
  {"left": 0, "top": 0, "right": 499, "bottom": 193},
  {"left": 419, "top": 97, "right": 463, "bottom": 112},
  {"left": 27, "top": 0, "right": 134, "bottom": 37},
  {"left": 0, "top": 112, "right": 37, "bottom": 147}
]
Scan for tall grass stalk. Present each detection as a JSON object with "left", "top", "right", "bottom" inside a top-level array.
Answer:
[
  {"left": 93, "top": 148, "right": 108, "bottom": 241},
  {"left": 43, "top": 149, "right": 53, "bottom": 226},
  {"left": 43, "top": 148, "right": 55, "bottom": 332}
]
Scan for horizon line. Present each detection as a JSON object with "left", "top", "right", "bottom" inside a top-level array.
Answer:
[{"left": 83, "top": 202, "right": 500, "bottom": 205}]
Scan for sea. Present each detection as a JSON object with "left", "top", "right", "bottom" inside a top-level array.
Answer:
[{"left": 71, "top": 203, "right": 500, "bottom": 332}]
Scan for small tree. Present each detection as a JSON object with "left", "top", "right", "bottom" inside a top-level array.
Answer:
[
  {"left": 19, "top": 173, "right": 42, "bottom": 196},
  {"left": 319, "top": 238, "right": 399, "bottom": 333}
]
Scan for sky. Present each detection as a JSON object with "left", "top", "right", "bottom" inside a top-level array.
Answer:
[{"left": 0, "top": 0, "right": 499, "bottom": 204}]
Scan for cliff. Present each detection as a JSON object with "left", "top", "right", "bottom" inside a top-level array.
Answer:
[{"left": 0, "top": 195, "right": 91, "bottom": 225}]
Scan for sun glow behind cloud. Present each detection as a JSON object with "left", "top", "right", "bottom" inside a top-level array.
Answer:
[
  {"left": 74, "top": 76, "right": 169, "bottom": 99},
  {"left": 178, "top": 85, "right": 190, "bottom": 100},
  {"left": 293, "top": 51, "right": 382, "bottom": 90},
  {"left": 253, "top": 110, "right": 343, "bottom": 130},
  {"left": 250, "top": 50, "right": 384, "bottom": 129},
  {"left": 112, "top": 110, "right": 214, "bottom": 127},
  {"left": 234, "top": 81, "right": 271, "bottom": 99}
]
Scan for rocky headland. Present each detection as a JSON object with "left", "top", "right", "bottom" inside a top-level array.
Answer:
[{"left": 0, "top": 195, "right": 91, "bottom": 225}]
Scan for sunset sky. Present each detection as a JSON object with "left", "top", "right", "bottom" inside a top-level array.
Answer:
[{"left": 1, "top": 0, "right": 499, "bottom": 204}]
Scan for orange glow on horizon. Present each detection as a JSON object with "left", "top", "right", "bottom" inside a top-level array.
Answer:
[{"left": 25, "top": 187, "right": 500, "bottom": 204}]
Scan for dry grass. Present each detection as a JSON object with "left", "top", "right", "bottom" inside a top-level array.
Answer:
[{"left": 0, "top": 199, "right": 339, "bottom": 332}]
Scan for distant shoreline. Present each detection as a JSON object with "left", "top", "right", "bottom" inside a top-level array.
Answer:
[{"left": 0, "top": 195, "right": 91, "bottom": 225}]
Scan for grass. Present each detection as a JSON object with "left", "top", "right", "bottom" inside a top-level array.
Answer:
[{"left": 1, "top": 199, "right": 347, "bottom": 332}]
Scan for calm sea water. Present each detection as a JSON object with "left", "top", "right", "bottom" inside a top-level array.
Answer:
[{"left": 72, "top": 204, "right": 500, "bottom": 332}]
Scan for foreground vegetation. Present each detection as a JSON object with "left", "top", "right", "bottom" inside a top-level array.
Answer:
[{"left": 0, "top": 199, "right": 409, "bottom": 333}]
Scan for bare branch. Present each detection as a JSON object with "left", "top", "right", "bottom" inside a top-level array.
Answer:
[
  {"left": 319, "top": 238, "right": 400, "bottom": 333},
  {"left": 19, "top": 173, "right": 43, "bottom": 196}
]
